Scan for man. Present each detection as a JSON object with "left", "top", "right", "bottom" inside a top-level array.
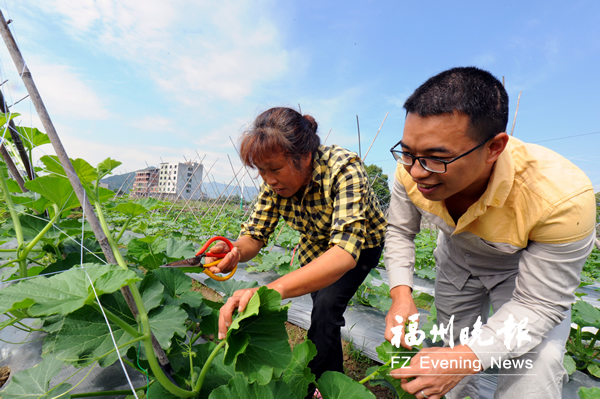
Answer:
[{"left": 384, "top": 67, "right": 596, "bottom": 399}]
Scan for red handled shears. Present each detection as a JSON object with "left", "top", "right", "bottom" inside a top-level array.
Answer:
[{"left": 160, "top": 236, "right": 237, "bottom": 281}]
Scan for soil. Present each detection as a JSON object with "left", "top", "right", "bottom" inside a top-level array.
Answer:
[
  {"left": 191, "top": 280, "right": 396, "bottom": 398},
  {"left": 0, "top": 365, "right": 10, "bottom": 389}
]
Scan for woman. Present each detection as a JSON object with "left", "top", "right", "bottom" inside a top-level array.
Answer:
[{"left": 210, "top": 107, "right": 386, "bottom": 391}]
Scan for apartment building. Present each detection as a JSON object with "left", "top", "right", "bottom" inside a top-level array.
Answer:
[
  {"left": 130, "top": 167, "right": 160, "bottom": 198},
  {"left": 158, "top": 161, "right": 203, "bottom": 200}
]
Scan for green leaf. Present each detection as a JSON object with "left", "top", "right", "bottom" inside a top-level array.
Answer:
[
  {"left": 563, "top": 355, "right": 577, "bottom": 375},
  {"left": 0, "top": 111, "right": 20, "bottom": 127},
  {"left": 317, "top": 371, "right": 376, "bottom": 399},
  {"left": 10, "top": 191, "right": 49, "bottom": 213},
  {"left": 147, "top": 304, "right": 188, "bottom": 350},
  {"left": 39, "top": 155, "right": 97, "bottom": 184},
  {"left": 579, "top": 387, "right": 600, "bottom": 399},
  {"left": 199, "top": 299, "right": 223, "bottom": 336},
  {"left": 2, "top": 213, "right": 61, "bottom": 242},
  {"left": 136, "top": 197, "right": 161, "bottom": 210},
  {"left": 0, "top": 264, "right": 141, "bottom": 316},
  {"left": 282, "top": 340, "right": 317, "bottom": 398},
  {"left": 164, "top": 237, "right": 196, "bottom": 261},
  {"left": 40, "top": 252, "right": 100, "bottom": 275},
  {"left": 204, "top": 278, "right": 260, "bottom": 300},
  {"left": 14, "top": 126, "right": 50, "bottom": 150},
  {"left": 223, "top": 287, "right": 292, "bottom": 385},
  {"left": 208, "top": 374, "right": 293, "bottom": 399},
  {"left": 113, "top": 202, "right": 149, "bottom": 217},
  {"left": 587, "top": 363, "right": 600, "bottom": 378},
  {"left": 572, "top": 300, "right": 600, "bottom": 329},
  {"left": 42, "top": 303, "right": 136, "bottom": 367},
  {"left": 0, "top": 354, "right": 72, "bottom": 399},
  {"left": 138, "top": 272, "right": 165, "bottom": 312},
  {"left": 152, "top": 268, "right": 192, "bottom": 297},
  {"left": 25, "top": 175, "right": 80, "bottom": 210},
  {"left": 97, "top": 157, "right": 122, "bottom": 180}
]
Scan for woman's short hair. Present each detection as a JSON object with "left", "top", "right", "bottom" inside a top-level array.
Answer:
[{"left": 239, "top": 107, "right": 321, "bottom": 169}]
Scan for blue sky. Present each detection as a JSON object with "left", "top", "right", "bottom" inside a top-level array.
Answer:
[{"left": 0, "top": 0, "right": 598, "bottom": 191}]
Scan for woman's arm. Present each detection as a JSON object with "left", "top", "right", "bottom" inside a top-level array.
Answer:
[
  {"left": 217, "top": 244, "right": 356, "bottom": 339},
  {"left": 206, "top": 235, "right": 264, "bottom": 274}
]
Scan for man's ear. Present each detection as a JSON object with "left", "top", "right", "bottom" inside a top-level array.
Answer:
[{"left": 486, "top": 133, "right": 509, "bottom": 164}]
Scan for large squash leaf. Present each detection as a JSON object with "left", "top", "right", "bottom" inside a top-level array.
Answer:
[
  {"left": 25, "top": 175, "right": 80, "bottom": 211},
  {"left": 223, "top": 287, "right": 291, "bottom": 385},
  {"left": 43, "top": 292, "right": 186, "bottom": 367},
  {"left": 282, "top": 340, "right": 317, "bottom": 398},
  {"left": 14, "top": 126, "right": 50, "bottom": 150},
  {"left": 208, "top": 374, "right": 293, "bottom": 399},
  {"left": 0, "top": 354, "right": 72, "bottom": 398},
  {"left": 317, "top": 371, "right": 375, "bottom": 399},
  {"left": 573, "top": 300, "right": 600, "bottom": 329},
  {"left": 0, "top": 264, "right": 140, "bottom": 316}
]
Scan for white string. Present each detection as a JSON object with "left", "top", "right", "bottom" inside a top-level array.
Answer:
[{"left": 77, "top": 191, "right": 139, "bottom": 398}]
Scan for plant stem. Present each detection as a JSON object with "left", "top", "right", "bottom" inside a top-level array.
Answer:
[
  {"left": 115, "top": 215, "right": 134, "bottom": 244},
  {"left": 22, "top": 204, "right": 60, "bottom": 257},
  {"left": 132, "top": 286, "right": 197, "bottom": 397},
  {"left": 359, "top": 358, "right": 392, "bottom": 384},
  {"left": 70, "top": 382, "right": 154, "bottom": 398},
  {"left": 89, "top": 302, "right": 142, "bottom": 339},
  {"left": 0, "top": 161, "right": 25, "bottom": 275},
  {"left": 194, "top": 339, "right": 227, "bottom": 392}
]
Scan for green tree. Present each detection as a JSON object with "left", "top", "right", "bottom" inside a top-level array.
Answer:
[{"left": 365, "top": 164, "right": 391, "bottom": 210}]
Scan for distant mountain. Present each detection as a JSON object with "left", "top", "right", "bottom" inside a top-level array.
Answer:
[
  {"left": 101, "top": 171, "right": 135, "bottom": 193},
  {"left": 101, "top": 170, "right": 259, "bottom": 199}
]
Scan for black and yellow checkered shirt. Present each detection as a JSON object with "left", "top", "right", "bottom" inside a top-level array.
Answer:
[{"left": 241, "top": 145, "right": 386, "bottom": 265}]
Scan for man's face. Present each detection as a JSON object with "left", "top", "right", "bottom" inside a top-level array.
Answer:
[{"left": 400, "top": 112, "right": 491, "bottom": 202}]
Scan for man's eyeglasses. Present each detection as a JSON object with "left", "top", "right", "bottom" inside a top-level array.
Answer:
[{"left": 390, "top": 138, "right": 490, "bottom": 174}]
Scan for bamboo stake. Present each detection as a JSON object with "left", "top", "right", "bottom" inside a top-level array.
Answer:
[
  {"left": 362, "top": 112, "right": 388, "bottom": 163},
  {"left": 0, "top": 11, "right": 172, "bottom": 371},
  {"left": 356, "top": 115, "right": 361, "bottom": 158},
  {"left": 323, "top": 128, "right": 332, "bottom": 145},
  {"left": 510, "top": 91, "right": 522, "bottom": 137}
]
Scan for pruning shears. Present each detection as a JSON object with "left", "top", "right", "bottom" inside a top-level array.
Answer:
[{"left": 160, "top": 236, "right": 237, "bottom": 281}]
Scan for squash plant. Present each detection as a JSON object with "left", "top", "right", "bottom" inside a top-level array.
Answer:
[{"left": 0, "top": 149, "right": 418, "bottom": 397}]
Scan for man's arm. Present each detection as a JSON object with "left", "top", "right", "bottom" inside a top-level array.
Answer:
[
  {"left": 469, "top": 232, "right": 595, "bottom": 369},
  {"left": 384, "top": 169, "right": 423, "bottom": 348}
]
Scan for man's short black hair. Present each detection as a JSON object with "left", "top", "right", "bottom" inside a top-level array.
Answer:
[{"left": 404, "top": 67, "right": 509, "bottom": 142}]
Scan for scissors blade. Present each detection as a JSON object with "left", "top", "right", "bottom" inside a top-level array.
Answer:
[{"left": 160, "top": 256, "right": 202, "bottom": 268}]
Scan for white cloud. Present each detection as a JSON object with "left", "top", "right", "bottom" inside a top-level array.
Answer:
[
  {"left": 31, "top": 63, "right": 112, "bottom": 120},
  {"left": 36, "top": 0, "right": 289, "bottom": 103},
  {"left": 130, "top": 116, "right": 175, "bottom": 133}
]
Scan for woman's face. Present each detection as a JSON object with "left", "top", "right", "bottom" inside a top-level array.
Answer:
[{"left": 255, "top": 152, "right": 312, "bottom": 198}]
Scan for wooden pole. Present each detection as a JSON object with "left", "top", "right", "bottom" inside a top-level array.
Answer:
[
  {"left": 363, "top": 112, "right": 389, "bottom": 163},
  {"left": 0, "top": 10, "right": 173, "bottom": 372},
  {"left": 356, "top": 115, "right": 361, "bottom": 158},
  {"left": 510, "top": 91, "right": 522, "bottom": 137}
]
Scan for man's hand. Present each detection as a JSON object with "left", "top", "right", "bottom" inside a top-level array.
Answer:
[
  {"left": 391, "top": 345, "right": 481, "bottom": 399},
  {"left": 385, "top": 285, "right": 419, "bottom": 349},
  {"left": 217, "top": 287, "right": 260, "bottom": 340},
  {"left": 206, "top": 240, "right": 241, "bottom": 274}
]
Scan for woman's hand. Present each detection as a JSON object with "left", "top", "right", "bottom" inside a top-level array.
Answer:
[
  {"left": 218, "top": 287, "right": 260, "bottom": 339},
  {"left": 206, "top": 241, "right": 241, "bottom": 274}
]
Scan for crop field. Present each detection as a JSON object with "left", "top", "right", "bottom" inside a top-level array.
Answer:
[
  {"left": 0, "top": 19, "right": 598, "bottom": 398},
  {"left": 0, "top": 114, "right": 599, "bottom": 398}
]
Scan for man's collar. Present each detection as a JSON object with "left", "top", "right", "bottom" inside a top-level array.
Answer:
[{"left": 480, "top": 136, "right": 515, "bottom": 208}]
